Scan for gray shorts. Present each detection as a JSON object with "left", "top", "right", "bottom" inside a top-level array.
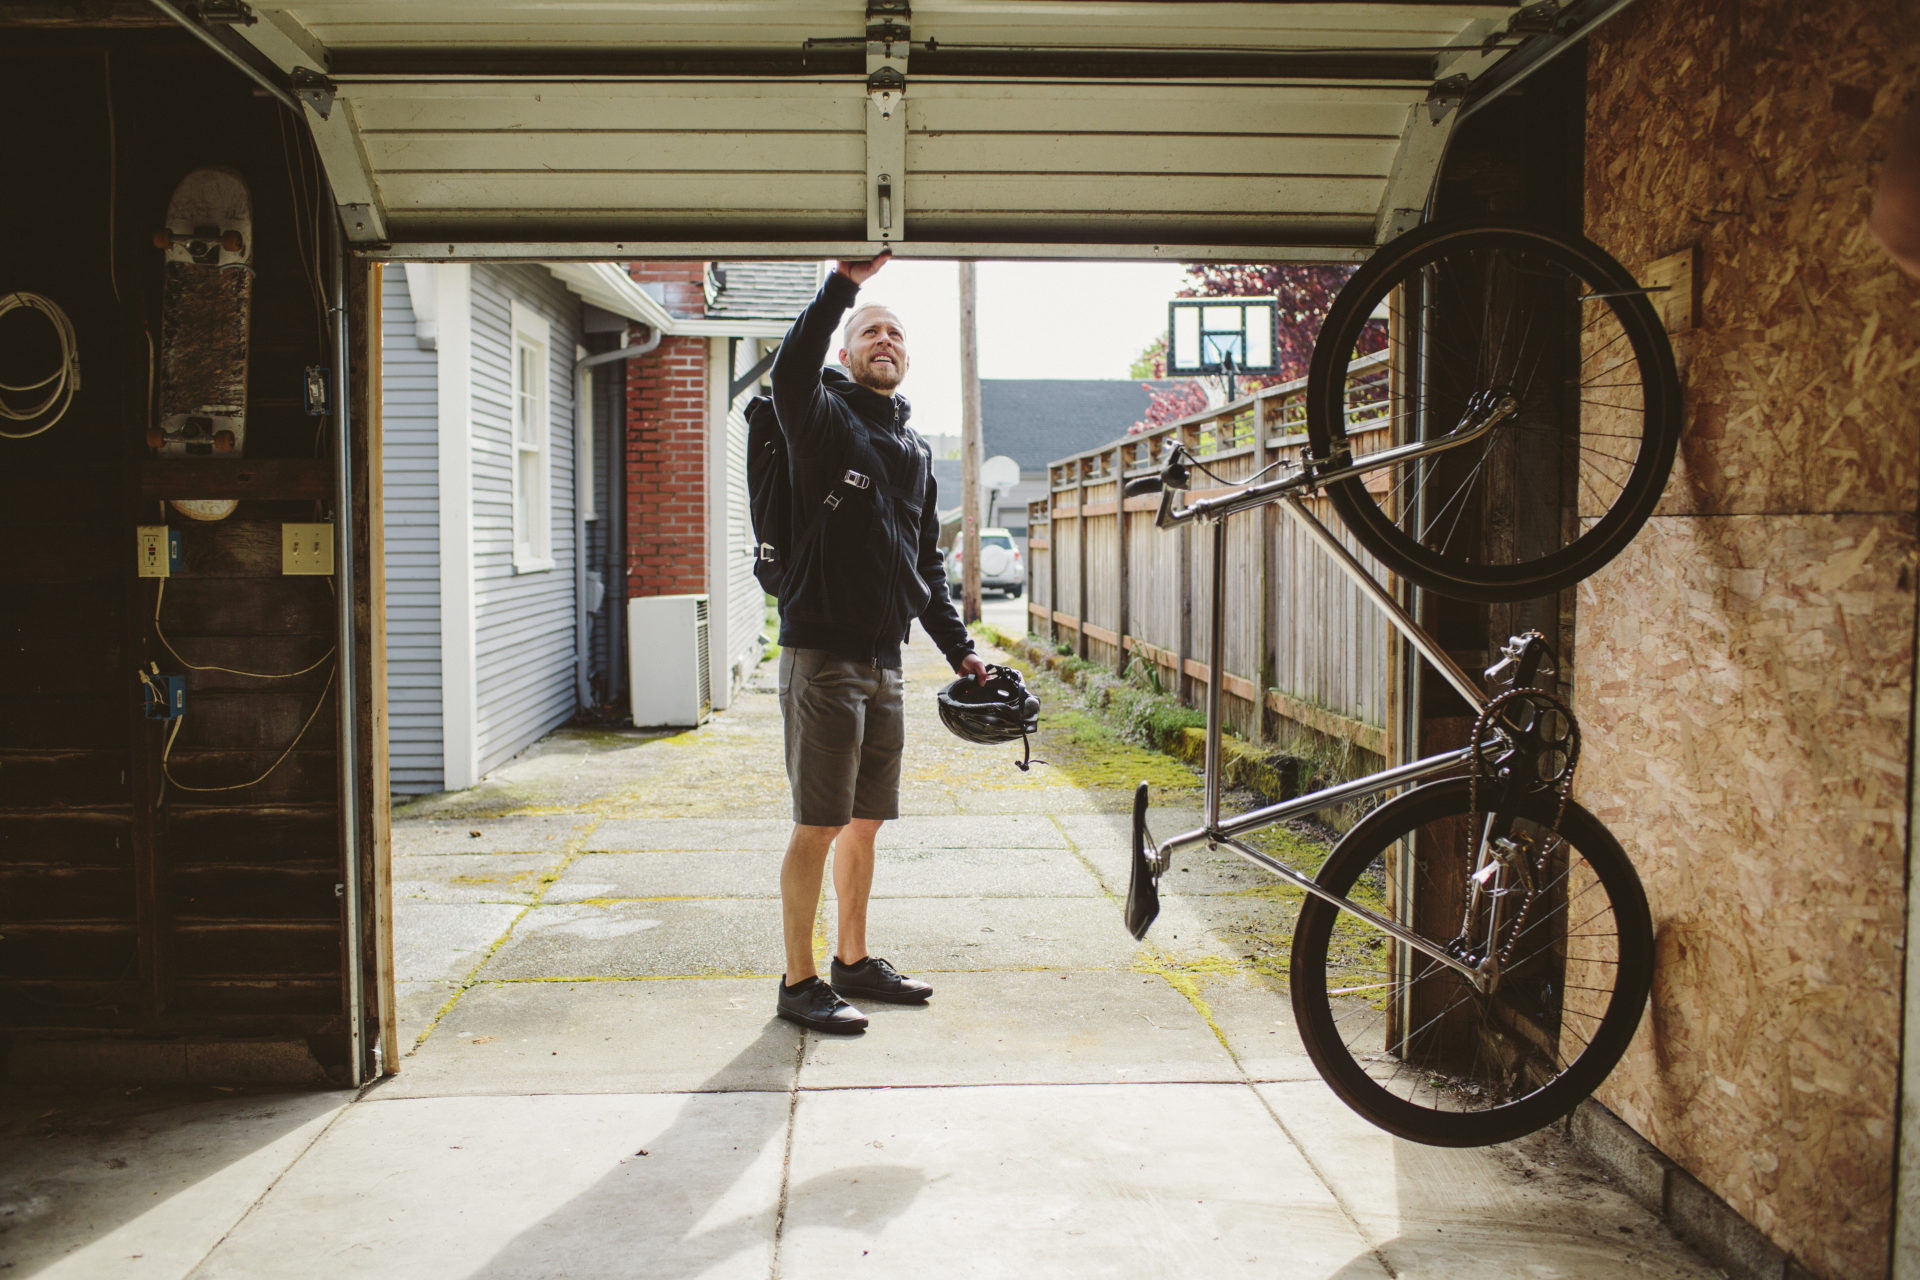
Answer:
[{"left": 778, "top": 648, "right": 905, "bottom": 826}]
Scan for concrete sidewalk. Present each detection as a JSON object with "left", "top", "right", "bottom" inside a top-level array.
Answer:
[{"left": 1, "top": 626, "right": 1717, "bottom": 1279}]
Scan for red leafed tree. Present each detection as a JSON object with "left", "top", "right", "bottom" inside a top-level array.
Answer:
[{"left": 1131, "top": 263, "right": 1377, "bottom": 433}]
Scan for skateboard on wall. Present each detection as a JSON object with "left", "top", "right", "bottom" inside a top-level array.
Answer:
[{"left": 151, "top": 166, "right": 253, "bottom": 522}]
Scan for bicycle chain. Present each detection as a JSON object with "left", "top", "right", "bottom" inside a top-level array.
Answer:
[{"left": 1463, "top": 687, "right": 1582, "bottom": 968}]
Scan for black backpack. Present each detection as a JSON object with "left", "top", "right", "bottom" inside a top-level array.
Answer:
[{"left": 745, "top": 395, "right": 793, "bottom": 595}]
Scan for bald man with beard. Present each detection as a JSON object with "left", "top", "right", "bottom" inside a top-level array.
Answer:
[{"left": 766, "top": 252, "right": 989, "bottom": 1033}]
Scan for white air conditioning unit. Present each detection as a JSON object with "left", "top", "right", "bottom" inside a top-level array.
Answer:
[{"left": 627, "top": 594, "right": 712, "bottom": 728}]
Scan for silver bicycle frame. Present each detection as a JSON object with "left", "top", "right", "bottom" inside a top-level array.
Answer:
[{"left": 1144, "top": 469, "right": 1503, "bottom": 987}]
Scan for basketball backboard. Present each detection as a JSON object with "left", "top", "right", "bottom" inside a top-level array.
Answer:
[{"left": 1167, "top": 297, "right": 1278, "bottom": 375}]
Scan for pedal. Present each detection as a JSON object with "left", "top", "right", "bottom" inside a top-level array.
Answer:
[
  {"left": 1124, "top": 781, "right": 1162, "bottom": 940},
  {"left": 1485, "top": 631, "right": 1555, "bottom": 691}
]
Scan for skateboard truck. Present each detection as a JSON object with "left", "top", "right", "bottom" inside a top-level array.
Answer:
[
  {"left": 152, "top": 225, "right": 244, "bottom": 264},
  {"left": 147, "top": 417, "right": 236, "bottom": 453}
]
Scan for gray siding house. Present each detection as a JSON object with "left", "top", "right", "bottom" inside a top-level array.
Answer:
[
  {"left": 382, "top": 263, "right": 665, "bottom": 795},
  {"left": 382, "top": 261, "right": 807, "bottom": 796}
]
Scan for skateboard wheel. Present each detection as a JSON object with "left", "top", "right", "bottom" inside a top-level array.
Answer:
[
  {"left": 145, "top": 427, "right": 166, "bottom": 449},
  {"left": 213, "top": 431, "right": 236, "bottom": 451},
  {"left": 221, "top": 231, "right": 244, "bottom": 253},
  {"left": 152, "top": 228, "right": 175, "bottom": 249}
]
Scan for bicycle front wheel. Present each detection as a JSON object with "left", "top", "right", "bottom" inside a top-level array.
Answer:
[
  {"left": 1290, "top": 778, "right": 1653, "bottom": 1147},
  {"left": 1304, "top": 222, "right": 1680, "bottom": 602}
]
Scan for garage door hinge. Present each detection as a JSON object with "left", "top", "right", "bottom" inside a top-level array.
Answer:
[
  {"left": 1427, "top": 73, "right": 1470, "bottom": 123},
  {"left": 1509, "top": 2, "right": 1562, "bottom": 37},
  {"left": 191, "top": 0, "right": 255, "bottom": 25},
  {"left": 291, "top": 66, "right": 337, "bottom": 120},
  {"left": 866, "top": 65, "right": 906, "bottom": 116}
]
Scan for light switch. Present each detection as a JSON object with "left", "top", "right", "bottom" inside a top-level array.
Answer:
[{"left": 282, "top": 522, "right": 334, "bottom": 575}]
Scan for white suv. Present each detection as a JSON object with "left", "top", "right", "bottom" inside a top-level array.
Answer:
[{"left": 945, "top": 528, "right": 1026, "bottom": 597}]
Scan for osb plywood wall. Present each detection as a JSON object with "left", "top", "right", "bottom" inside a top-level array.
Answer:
[{"left": 1578, "top": 4, "right": 1920, "bottom": 1277}]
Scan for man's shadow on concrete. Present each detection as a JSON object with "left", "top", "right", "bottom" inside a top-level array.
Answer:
[{"left": 471, "top": 1019, "right": 926, "bottom": 1280}]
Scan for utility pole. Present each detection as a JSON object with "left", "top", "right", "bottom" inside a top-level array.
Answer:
[{"left": 959, "top": 260, "right": 982, "bottom": 623}]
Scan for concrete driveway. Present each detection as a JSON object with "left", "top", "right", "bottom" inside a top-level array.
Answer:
[{"left": 1, "top": 625, "right": 1717, "bottom": 1279}]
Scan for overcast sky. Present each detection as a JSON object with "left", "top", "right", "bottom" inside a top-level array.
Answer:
[{"left": 841, "top": 258, "right": 1192, "bottom": 441}]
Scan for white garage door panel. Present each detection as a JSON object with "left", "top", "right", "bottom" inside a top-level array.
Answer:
[
  {"left": 380, "top": 172, "right": 866, "bottom": 217},
  {"left": 296, "top": 3, "right": 866, "bottom": 49},
  {"left": 212, "top": 1, "right": 1572, "bottom": 253},
  {"left": 911, "top": 2, "right": 1511, "bottom": 45},
  {"left": 290, "top": 2, "right": 1508, "bottom": 52},
  {"left": 351, "top": 82, "right": 862, "bottom": 135},
  {"left": 368, "top": 132, "right": 866, "bottom": 175},
  {"left": 909, "top": 83, "right": 1417, "bottom": 139},
  {"left": 908, "top": 173, "right": 1381, "bottom": 215},
  {"left": 909, "top": 132, "right": 1401, "bottom": 177}
]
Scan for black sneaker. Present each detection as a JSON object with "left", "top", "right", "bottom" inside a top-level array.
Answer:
[
  {"left": 776, "top": 977, "right": 868, "bottom": 1033},
  {"left": 830, "top": 955, "right": 933, "bottom": 1005}
]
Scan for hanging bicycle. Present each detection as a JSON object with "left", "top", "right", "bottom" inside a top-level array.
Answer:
[{"left": 1118, "top": 219, "right": 1679, "bottom": 1147}]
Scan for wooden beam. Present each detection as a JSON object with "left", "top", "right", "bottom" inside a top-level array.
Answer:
[
  {"left": 356, "top": 261, "right": 399, "bottom": 1075},
  {"left": 140, "top": 458, "right": 331, "bottom": 501},
  {"left": 1265, "top": 688, "right": 1389, "bottom": 758},
  {"left": 1179, "top": 659, "right": 1261, "bottom": 706},
  {"left": 1076, "top": 463, "right": 1089, "bottom": 660},
  {"left": 1113, "top": 443, "right": 1129, "bottom": 677}
]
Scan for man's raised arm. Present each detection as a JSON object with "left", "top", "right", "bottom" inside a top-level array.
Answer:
[{"left": 769, "top": 254, "right": 890, "bottom": 454}]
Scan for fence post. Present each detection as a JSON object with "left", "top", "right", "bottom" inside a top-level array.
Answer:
[
  {"left": 1175, "top": 423, "right": 1197, "bottom": 704},
  {"left": 1047, "top": 466, "right": 1061, "bottom": 647},
  {"left": 1253, "top": 398, "right": 1272, "bottom": 744},
  {"left": 1114, "top": 442, "right": 1130, "bottom": 677},
  {"left": 1076, "top": 457, "right": 1090, "bottom": 661}
]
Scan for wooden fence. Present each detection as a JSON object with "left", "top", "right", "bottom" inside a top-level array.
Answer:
[{"left": 1027, "top": 353, "right": 1393, "bottom": 761}]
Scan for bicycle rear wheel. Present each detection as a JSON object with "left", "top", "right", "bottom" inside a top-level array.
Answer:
[
  {"left": 1304, "top": 222, "right": 1680, "bottom": 602},
  {"left": 1290, "top": 778, "right": 1653, "bottom": 1147}
]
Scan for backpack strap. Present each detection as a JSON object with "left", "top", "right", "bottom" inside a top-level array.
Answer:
[{"left": 780, "top": 418, "right": 928, "bottom": 581}]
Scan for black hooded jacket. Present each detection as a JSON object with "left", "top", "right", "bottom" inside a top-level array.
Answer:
[{"left": 769, "top": 272, "right": 974, "bottom": 672}]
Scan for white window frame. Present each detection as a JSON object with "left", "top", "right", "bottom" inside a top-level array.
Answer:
[{"left": 510, "top": 300, "right": 554, "bottom": 572}]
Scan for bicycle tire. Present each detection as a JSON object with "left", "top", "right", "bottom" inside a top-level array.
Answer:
[
  {"left": 1304, "top": 222, "right": 1681, "bottom": 602},
  {"left": 1289, "top": 778, "right": 1653, "bottom": 1147}
]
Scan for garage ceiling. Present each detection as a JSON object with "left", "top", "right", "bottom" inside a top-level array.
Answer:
[{"left": 163, "top": 0, "right": 1627, "bottom": 260}]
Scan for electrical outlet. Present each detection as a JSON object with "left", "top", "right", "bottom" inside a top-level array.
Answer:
[
  {"left": 282, "top": 522, "right": 335, "bottom": 575},
  {"left": 137, "top": 525, "right": 180, "bottom": 578},
  {"left": 143, "top": 672, "right": 186, "bottom": 721}
]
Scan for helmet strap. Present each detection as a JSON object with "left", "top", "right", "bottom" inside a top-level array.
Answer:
[{"left": 1014, "top": 726, "right": 1045, "bottom": 773}]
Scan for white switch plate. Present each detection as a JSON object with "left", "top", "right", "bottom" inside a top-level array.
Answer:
[{"left": 282, "top": 522, "right": 335, "bottom": 575}]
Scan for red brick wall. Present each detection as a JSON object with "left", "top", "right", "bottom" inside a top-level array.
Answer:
[
  {"left": 625, "top": 334, "right": 709, "bottom": 598},
  {"left": 627, "top": 262, "right": 706, "bottom": 319}
]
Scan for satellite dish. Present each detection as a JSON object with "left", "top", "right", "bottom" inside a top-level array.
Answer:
[{"left": 981, "top": 455, "right": 1020, "bottom": 494}]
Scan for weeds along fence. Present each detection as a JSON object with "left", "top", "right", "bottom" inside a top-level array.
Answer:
[{"left": 1026, "top": 351, "right": 1392, "bottom": 770}]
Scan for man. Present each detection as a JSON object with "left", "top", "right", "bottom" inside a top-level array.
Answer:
[{"left": 768, "top": 251, "right": 989, "bottom": 1033}]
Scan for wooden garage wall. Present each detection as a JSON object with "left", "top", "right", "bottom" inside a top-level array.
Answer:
[
  {"left": 0, "top": 33, "right": 351, "bottom": 1076},
  {"left": 1577, "top": 6, "right": 1920, "bottom": 1277}
]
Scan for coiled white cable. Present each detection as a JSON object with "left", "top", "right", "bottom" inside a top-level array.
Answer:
[{"left": 0, "top": 292, "right": 81, "bottom": 438}]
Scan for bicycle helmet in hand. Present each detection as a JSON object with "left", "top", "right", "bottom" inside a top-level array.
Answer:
[{"left": 936, "top": 664, "right": 1042, "bottom": 770}]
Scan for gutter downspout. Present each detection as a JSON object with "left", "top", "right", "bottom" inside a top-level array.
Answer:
[{"left": 575, "top": 327, "right": 662, "bottom": 710}]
